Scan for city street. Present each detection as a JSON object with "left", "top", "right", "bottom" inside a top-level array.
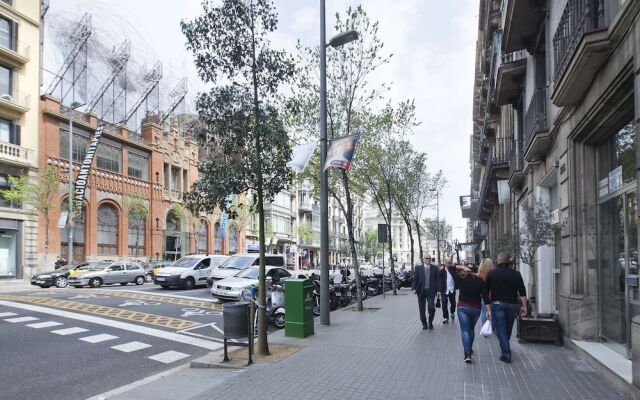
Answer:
[{"left": 0, "top": 284, "right": 225, "bottom": 400}]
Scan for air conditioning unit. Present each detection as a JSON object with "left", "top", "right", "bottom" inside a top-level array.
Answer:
[{"left": 0, "top": 93, "right": 12, "bottom": 101}]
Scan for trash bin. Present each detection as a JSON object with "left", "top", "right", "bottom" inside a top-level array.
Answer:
[
  {"left": 223, "top": 301, "right": 249, "bottom": 339},
  {"left": 284, "top": 278, "right": 314, "bottom": 338}
]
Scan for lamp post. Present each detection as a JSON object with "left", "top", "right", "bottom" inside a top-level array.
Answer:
[
  {"left": 429, "top": 189, "right": 440, "bottom": 264},
  {"left": 319, "top": 0, "right": 358, "bottom": 325},
  {"left": 64, "top": 103, "right": 83, "bottom": 264}
]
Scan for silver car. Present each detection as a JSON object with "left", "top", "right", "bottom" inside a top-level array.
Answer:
[
  {"left": 210, "top": 266, "right": 291, "bottom": 301},
  {"left": 67, "top": 261, "right": 146, "bottom": 288}
]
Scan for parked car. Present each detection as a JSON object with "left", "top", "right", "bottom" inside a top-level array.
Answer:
[
  {"left": 30, "top": 262, "right": 92, "bottom": 288},
  {"left": 67, "top": 261, "right": 146, "bottom": 288},
  {"left": 153, "top": 254, "right": 218, "bottom": 290},
  {"left": 210, "top": 266, "right": 291, "bottom": 301},
  {"left": 145, "top": 260, "right": 174, "bottom": 282},
  {"left": 208, "top": 253, "right": 286, "bottom": 285}
]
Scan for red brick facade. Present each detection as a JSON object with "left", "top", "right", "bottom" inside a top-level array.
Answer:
[{"left": 38, "top": 95, "right": 245, "bottom": 263}]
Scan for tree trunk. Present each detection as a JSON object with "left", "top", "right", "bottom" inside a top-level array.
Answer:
[
  {"left": 340, "top": 170, "right": 362, "bottom": 311},
  {"left": 249, "top": 0, "right": 268, "bottom": 356},
  {"left": 415, "top": 220, "right": 423, "bottom": 274},
  {"left": 386, "top": 182, "right": 397, "bottom": 295},
  {"left": 44, "top": 209, "right": 49, "bottom": 271},
  {"left": 407, "top": 222, "right": 414, "bottom": 272}
]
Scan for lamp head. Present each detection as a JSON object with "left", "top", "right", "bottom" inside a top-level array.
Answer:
[{"left": 328, "top": 30, "right": 359, "bottom": 48}]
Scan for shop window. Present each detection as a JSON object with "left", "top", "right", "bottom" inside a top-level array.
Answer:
[
  {"left": 214, "top": 222, "right": 222, "bottom": 254},
  {"left": 97, "top": 203, "right": 118, "bottom": 255},
  {"left": 598, "top": 122, "right": 636, "bottom": 193}
]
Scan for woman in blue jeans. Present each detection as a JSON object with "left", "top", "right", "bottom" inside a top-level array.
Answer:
[
  {"left": 477, "top": 258, "right": 495, "bottom": 328},
  {"left": 447, "top": 264, "right": 491, "bottom": 363}
]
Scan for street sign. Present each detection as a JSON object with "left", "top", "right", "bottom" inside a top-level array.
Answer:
[{"left": 377, "top": 224, "right": 388, "bottom": 243}]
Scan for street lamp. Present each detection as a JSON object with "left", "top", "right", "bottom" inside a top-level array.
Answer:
[
  {"left": 320, "top": 0, "right": 359, "bottom": 326},
  {"left": 429, "top": 189, "right": 440, "bottom": 264}
]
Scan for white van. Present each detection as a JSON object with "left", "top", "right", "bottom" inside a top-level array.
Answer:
[
  {"left": 208, "top": 253, "right": 286, "bottom": 284},
  {"left": 154, "top": 254, "right": 226, "bottom": 289}
]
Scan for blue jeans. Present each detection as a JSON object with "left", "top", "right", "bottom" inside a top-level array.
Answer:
[
  {"left": 457, "top": 306, "right": 480, "bottom": 355},
  {"left": 491, "top": 302, "right": 519, "bottom": 358}
]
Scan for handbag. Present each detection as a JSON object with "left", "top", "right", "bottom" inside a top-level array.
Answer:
[
  {"left": 435, "top": 293, "right": 441, "bottom": 308},
  {"left": 480, "top": 320, "right": 492, "bottom": 337}
]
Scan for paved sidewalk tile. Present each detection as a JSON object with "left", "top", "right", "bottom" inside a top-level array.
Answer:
[{"left": 196, "top": 290, "right": 624, "bottom": 400}]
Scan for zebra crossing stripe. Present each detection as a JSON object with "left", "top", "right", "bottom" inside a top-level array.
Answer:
[
  {"left": 4, "top": 316, "right": 38, "bottom": 323},
  {"left": 51, "top": 327, "right": 89, "bottom": 335},
  {"left": 79, "top": 334, "right": 119, "bottom": 343},
  {"left": 26, "top": 321, "right": 63, "bottom": 329},
  {"left": 111, "top": 341, "right": 152, "bottom": 353},
  {"left": 0, "top": 312, "right": 18, "bottom": 317},
  {"left": 148, "top": 351, "right": 189, "bottom": 364}
]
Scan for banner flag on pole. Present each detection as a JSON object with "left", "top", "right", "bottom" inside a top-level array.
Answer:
[
  {"left": 324, "top": 133, "right": 361, "bottom": 171},
  {"left": 74, "top": 123, "right": 104, "bottom": 204},
  {"left": 288, "top": 142, "right": 317, "bottom": 173}
]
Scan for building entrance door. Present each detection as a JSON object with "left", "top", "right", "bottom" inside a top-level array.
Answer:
[{"left": 599, "top": 189, "right": 637, "bottom": 355}]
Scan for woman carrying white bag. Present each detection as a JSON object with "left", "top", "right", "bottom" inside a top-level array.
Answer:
[{"left": 446, "top": 262, "right": 491, "bottom": 364}]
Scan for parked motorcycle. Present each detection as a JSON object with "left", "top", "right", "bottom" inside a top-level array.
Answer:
[{"left": 396, "top": 268, "right": 413, "bottom": 288}]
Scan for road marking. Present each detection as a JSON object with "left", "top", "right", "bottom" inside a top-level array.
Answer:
[
  {"left": 26, "top": 321, "right": 63, "bottom": 329},
  {"left": 4, "top": 316, "right": 38, "bottom": 323},
  {"left": 0, "top": 295, "right": 201, "bottom": 330},
  {"left": 79, "top": 334, "right": 119, "bottom": 343},
  {"left": 0, "top": 300, "right": 222, "bottom": 351},
  {"left": 85, "top": 363, "right": 190, "bottom": 400},
  {"left": 148, "top": 350, "right": 189, "bottom": 364},
  {"left": 92, "top": 289, "right": 223, "bottom": 310},
  {"left": 51, "top": 327, "right": 89, "bottom": 335},
  {"left": 111, "top": 341, "right": 152, "bottom": 353},
  {"left": 0, "top": 312, "right": 17, "bottom": 317}
]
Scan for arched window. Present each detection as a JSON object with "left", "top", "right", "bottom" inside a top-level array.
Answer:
[
  {"left": 166, "top": 210, "right": 180, "bottom": 232},
  {"left": 60, "top": 198, "right": 86, "bottom": 262},
  {"left": 229, "top": 225, "right": 238, "bottom": 255},
  {"left": 214, "top": 222, "right": 222, "bottom": 254},
  {"left": 197, "top": 220, "right": 208, "bottom": 253},
  {"left": 97, "top": 203, "right": 118, "bottom": 255}
]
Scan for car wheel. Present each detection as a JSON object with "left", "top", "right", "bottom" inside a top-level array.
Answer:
[
  {"left": 274, "top": 313, "right": 285, "bottom": 329},
  {"left": 89, "top": 277, "right": 102, "bottom": 288},
  {"left": 206, "top": 279, "right": 213, "bottom": 288},
  {"left": 161, "top": 285, "right": 169, "bottom": 289},
  {"left": 145, "top": 273, "right": 153, "bottom": 283},
  {"left": 134, "top": 276, "right": 145, "bottom": 285},
  {"left": 54, "top": 276, "right": 68, "bottom": 288},
  {"left": 183, "top": 278, "right": 195, "bottom": 290}
]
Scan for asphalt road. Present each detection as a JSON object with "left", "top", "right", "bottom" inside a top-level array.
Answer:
[{"left": 0, "top": 283, "right": 228, "bottom": 400}]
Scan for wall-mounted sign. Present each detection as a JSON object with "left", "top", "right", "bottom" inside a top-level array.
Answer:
[
  {"left": 598, "top": 177, "right": 609, "bottom": 198},
  {"left": 609, "top": 166, "right": 623, "bottom": 193}
]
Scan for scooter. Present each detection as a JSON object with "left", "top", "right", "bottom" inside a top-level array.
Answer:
[{"left": 266, "top": 279, "right": 285, "bottom": 329}]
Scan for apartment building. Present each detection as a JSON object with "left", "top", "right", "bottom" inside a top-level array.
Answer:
[
  {"left": 461, "top": 0, "right": 640, "bottom": 395},
  {"left": 0, "top": 1, "right": 40, "bottom": 279}
]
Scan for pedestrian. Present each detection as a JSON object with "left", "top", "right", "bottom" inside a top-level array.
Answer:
[
  {"left": 486, "top": 252, "right": 528, "bottom": 364},
  {"left": 438, "top": 258, "right": 457, "bottom": 324},
  {"left": 412, "top": 255, "right": 440, "bottom": 330},
  {"left": 477, "top": 258, "right": 496, "bottom": 328},
  {"left": 54, "top": 256, "right": 67, "bottom": 270},
  {"left": 446, "top": 262, "right": 490, "bottom": 363}
]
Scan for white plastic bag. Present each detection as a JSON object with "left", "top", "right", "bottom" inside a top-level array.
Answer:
[{"left": 480, "top": 320, "right": 492, "bottom": 337}]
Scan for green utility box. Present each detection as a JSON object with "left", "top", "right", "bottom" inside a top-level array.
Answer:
[{"left": 284, "top": 278, "right": 314, "bottom": 338}]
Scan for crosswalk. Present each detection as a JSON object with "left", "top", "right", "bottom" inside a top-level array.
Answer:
[{"left": 2, "top": 311, "right": 191, "bottom": 365}]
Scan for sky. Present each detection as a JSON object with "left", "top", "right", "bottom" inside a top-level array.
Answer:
[{"left": 45, "top": 0, "right": 479, "bottom": 242}]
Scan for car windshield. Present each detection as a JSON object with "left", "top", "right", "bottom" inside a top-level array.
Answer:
[
  {"left": 171, "top": 257, "right": 200, "bottom": 268},
  {"left": 211, "top": 257, "right": 228, "bottom": 267},
  {"left": 235, "top": 267, "right": 260, "bottom": 279},
  {"left": 219, "top": 256, "right": 255, "bottom": 270}
]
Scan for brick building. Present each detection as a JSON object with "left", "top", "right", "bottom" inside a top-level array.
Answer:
[{"left": 38, "top": 95, "right": 244, "bottom": 267}]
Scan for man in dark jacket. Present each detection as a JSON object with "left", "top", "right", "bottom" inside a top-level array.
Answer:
[
  {"left": 438, "top": 258, "right": 457, "bottom": 324},
  {"left": 412, "top": 255, "right": 440, "bottom": 329},
  {"left": 486, "top": 252, "right": 528, "bottom": 363}
]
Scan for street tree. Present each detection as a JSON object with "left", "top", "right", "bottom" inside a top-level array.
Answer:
[
  {"left": 413, "top": 170, "right": 446, "bottom": 266},
  {"left": 423, "top": 216, "right": 453, "bottom": 261},
  {"left": 125, "top": 194, "right": 149, "bottom": 260},
  {"left": 2, "top": 166, "right": 59, "bottom": 271},
  {"left": 182, "top": 0, "right": 295, "bottom": 355},
  {"left": 288, "top": 6, "right": 391, "bottom": 311},
  {"left": 362, "top": 227, "right": 381, "bottom": 263}
]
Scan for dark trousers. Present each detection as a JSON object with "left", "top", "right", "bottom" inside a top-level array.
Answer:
[
  {"left": 441, "top": 290, "right": 457, "bottom": 320},
  {"left": 491, "top": 302, "right": 519, "bottom": 358},
  {"left": 417, "top": 290, "right": 436, "bottom": 327}
]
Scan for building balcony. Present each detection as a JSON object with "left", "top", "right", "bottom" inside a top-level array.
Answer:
[
  {"left": 460, "top": 190, "right": 479, "bottom": 220},
  {"left": 298, "top": 199, "right": 313, "bottom": 212},
  {"left": 508, "top": 139, "right": 525, "bottom": 189},
  {"left": 0, "top": 88, "right": 30, "bottom": 113},
  {"left": 0, "top": 141, "right": 35, "bottom": 167},
  {"left": 472, "top": 221, "right": 488, "bottom": 244},
  {"left": 524, "top": 87, "right": 552, "bottom": 162},
  {"left": 495, "top": 50, "right": 527, "bottom": 106},
  {"left": 551, "top": 0, "right": 610, "bottom": 106},
  {"left": 0, "top": 39, "right": 30, "bottom": 65},
  {"left": 501, "top": 0, "right": 543, "bottom": 53},
  {"left": 163, "top": 188, "right": 183, "bottom": 202},
  {"left": 477, "top": 137, "right": 511, "bottom": 220}
]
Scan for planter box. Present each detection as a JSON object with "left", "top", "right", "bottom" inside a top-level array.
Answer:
[{"left": 518, "top": 315, "right": 562, "bottom": 345}]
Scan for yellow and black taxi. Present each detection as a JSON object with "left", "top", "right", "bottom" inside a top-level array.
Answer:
[{"left": 31, "top": 262, "right": 93, "bottom": 288}]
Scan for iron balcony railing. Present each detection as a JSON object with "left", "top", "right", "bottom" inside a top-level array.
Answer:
[
  {"left": 492, "top": 136, "right": 512, "bottom": 165},
  {"left": 524, "top": 87, "right": 548, "bottom": 148},
  {"left": 500, "top": 50, "right": 527, "bottom": 65},
  {"left": 553, "top": 0, "right": 605, "bottom": 85},
  {"left": 509, "top": 138, "right": 524, "bottom": 176}
]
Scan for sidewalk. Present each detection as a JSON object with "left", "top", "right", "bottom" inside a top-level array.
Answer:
[
  {"left": 115, "top": 289, "right": 624, "bottom": 400},
  {"left": 0, "top": 279, "right": 31, "bottom": 292}
]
